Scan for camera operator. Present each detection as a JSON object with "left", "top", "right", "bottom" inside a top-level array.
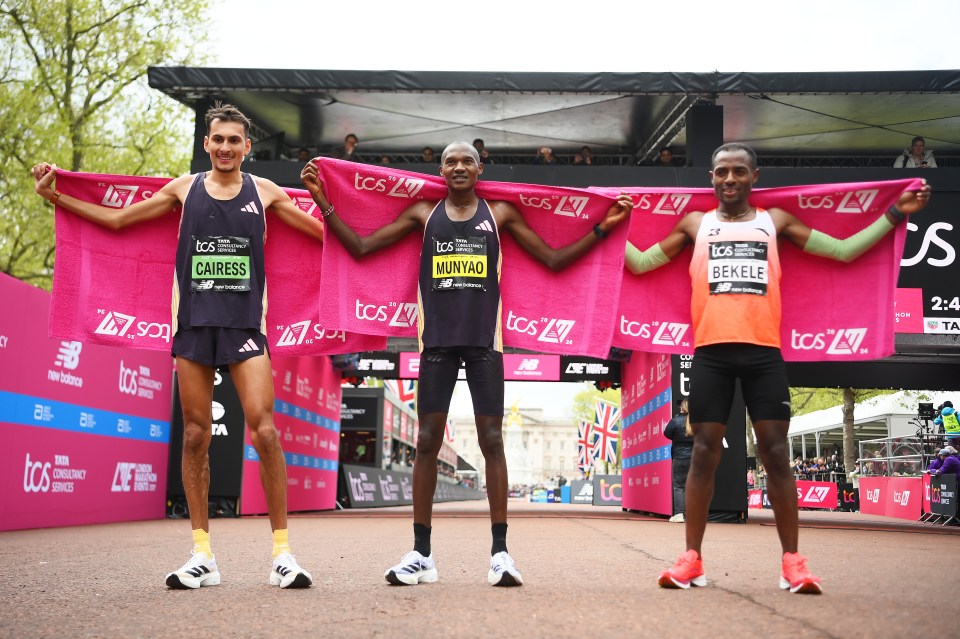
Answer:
[{"left": 934, "top": 401, "right": 960, "bottom": 436}]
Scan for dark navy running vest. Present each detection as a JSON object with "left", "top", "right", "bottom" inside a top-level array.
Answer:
[
  {"left": 417, "top": 199, "right": 502, "bottom": 351},
  {"left": 173, "top": 172, "right": 267, "bottom": 333}
]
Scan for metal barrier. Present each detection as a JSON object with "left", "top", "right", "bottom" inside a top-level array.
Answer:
[{"left": 857, "top": 435, "right": 945, "bottom": 477}]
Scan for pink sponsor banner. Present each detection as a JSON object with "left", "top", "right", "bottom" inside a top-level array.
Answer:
[
  {"left": 885, "top": 476, "right": 921, "bottom": 520},
  {"left": 620, "top": 350, "right": 673, "bottom": 515},
  {"left": 604, "top": 179, "right": 923, "bottom": 361},
  {"left": 239, "top": 355, "right": 341, "bottom": 514},
  {"left": 748, "top": 489, "right": 764, "bottom": 509},
  {"left": 400, "top": 412, "right": 409, "bottom": 444},
  {"left": 858, "top": 477, "right": 887, "bottom": 516},
  {"left": 315, "top": 159, "right": 627, "bottom": 358},
  {"left": 400, "top": 352, "right": 421, "bottom": 378},
  {"left": 49, "top": 171, "right": 384, "bottom": 356},
  {"left": 0, "top": 274, "right": 172, "bottom": 531},
  {"left": 922, "top": 472, "right": 932, "bottom": 514},
  {"left": 795, "top": 480, "right": 838, "bottom": 509},
  {"left": 895, "top": 287, "right": 925, "bottom": 334},
  {"left": 502, "top": 354, "right": 560, "bottom": 381}
]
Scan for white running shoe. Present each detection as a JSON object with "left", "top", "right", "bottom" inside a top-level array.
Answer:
[
  {"left": 488, "top": 551, "right": 523, "bottom": 587},
  {"left": 384, "top": 550, "right": 438, "bottom": 585},
  {"left": 165, "top": 552, "right": 221, "bottom": 589},
  {"left": 668, "top": 513, "right": 685, "bottom": 523},
  {"left": 270, "top": 552, "right": 313, "bottom": 588}
]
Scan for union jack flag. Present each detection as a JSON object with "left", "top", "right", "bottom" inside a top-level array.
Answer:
[
  {"left": 576, "top": 420, "right": 594, "bottom": 471},
  {"left": 384, "top": 380, "right": 416, "bottom": 411},
  {"left": 591, "top": 399, "right": 621, "bottom": 465},
  {"left": 445, "top": 417, "right": 456, "bottom": 443}
]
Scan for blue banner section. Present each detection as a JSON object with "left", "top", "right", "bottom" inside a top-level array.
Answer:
[
  {"left": 275, "top": 399, "right": 340, "bottom": 433},
  {"left": 622, "top": 388, "right": 672, "bottom": 430},
  {"left": 245, "top": 445, "right": 338, "bottom": 472},
  {"left": 0, "top": 390, "right": 170, "bottom": 444},
  {"left": 622, "top": 444, "right": 672, "bottom": 469}
]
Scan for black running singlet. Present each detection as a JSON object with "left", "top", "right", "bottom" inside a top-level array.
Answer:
[
  {"left": 173, "top": 172, "right": 267, "bottom": 333},
  {"left": 417, "top": 199, "right": 502, "bottom": 351}
]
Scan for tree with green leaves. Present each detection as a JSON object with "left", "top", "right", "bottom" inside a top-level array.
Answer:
[{"left": 0, "top": 0, "right": 210, "bottom": 289}]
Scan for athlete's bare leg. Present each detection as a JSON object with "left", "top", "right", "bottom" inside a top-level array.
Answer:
[
  {"left": 412, "top": 413, "right": 447, "bottom": 526},
  {"left": 229, "top": 353, "right": 287, "bottom": 532},
  {"left": 683, "top": 422, "right": 726, "bottom": 554},
  {"left": 753, "top": 419, "right": 798, "bottom": 553},
  {"left": 175, "top": 356, "right": 216, "bottom": 533},
  {"left": 476, "top": 415, "right": 507, "bottom": 524}
]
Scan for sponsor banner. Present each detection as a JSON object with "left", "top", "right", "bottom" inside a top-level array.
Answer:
[
  {"left": 930, "top": 473, "right": 959, "bottom": 518},
  {"left": 569, "top": 479, "right": 594, "bottom": 504},
  {"left": 239, "top": 355, "right": 341, "bottom": 514},
  {"left": 748, "top": 489, "right": 763, "bottom": 509},
  {"left": 838, "top": 482, "right": 860, "bottom": 512},
  {"left": 620, "top": 350, "right": 673, "bottom": 514},
  {"left": 592, "top": 474, "right": 623, "bottom": 506},
  {"left": 606, "top": 179, "right": 926, "bottom": 359},
  {"left": 340, "top": 464, "right": 484, "bottom": 507},
  {"left": 922, "top": 472, "right": 931, "bottom": 514},
  {"left": 558, "top": 356, "right": 621, "bottom": 383},
  {"left": 894, "top": 288, "right": 925, "bottom": 334},
  {"left": 315, "top": 159, "right": 628, "bottom": 358},
  {"left": 0, "top": 274, "right": 172, "bottom": 531},
  {"left": 1, "top": 423, "right": 168, "bottom": 531},
  {"left": 339, "top": 351, "right": 401, "bottom": 379},
  {"left": 858, "top": 476, "right": 922, "bottom": 520},
  {"left": 796, "top": 480, "right": 838, "bottom": 509},
  {"left": 48, "top": 172, "right": 384, "bottom": 355},
  {"left": 503, "top": 354, "right": 559, "bottom": 381}
]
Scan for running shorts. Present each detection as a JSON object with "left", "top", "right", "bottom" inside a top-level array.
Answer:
[
  {"left": 171, "top": 326, "right": 269, "bottom": 368},
  {"left": 417, "top": 346, "right": 504, "bottom": 416},
  {"left": 688, "top": 343, "right": 791, "bottom": 423}
]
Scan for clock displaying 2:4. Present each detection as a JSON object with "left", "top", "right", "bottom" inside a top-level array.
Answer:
[{"left": 931, "top": 296, "right": 960, "bottom": 311}]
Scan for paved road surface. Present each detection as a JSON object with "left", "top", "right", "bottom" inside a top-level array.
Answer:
[{"left": 1, "top": 500, "right": 955, "bottom": 639}]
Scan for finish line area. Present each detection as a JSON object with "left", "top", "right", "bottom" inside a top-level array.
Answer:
[{"left": 1, "top": 500, "right": 954, "bottom": 639}]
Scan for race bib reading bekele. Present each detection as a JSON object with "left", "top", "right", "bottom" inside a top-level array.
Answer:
[
  {"left": 190, "top": 235, "right": 251, "bottom": 293},
  {"left": 707, "top": 240, "right": 768, "bottom": 296},
  {"left": 431, "top": 235, "right": 487, "bottom": 291}
]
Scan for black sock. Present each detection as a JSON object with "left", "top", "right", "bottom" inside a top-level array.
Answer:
[
  {"left": 413, "top": 523, "right": 432, "bottom": 557},
  {"left": 491, "top": 522, "right": 508, "bottom": 555}
]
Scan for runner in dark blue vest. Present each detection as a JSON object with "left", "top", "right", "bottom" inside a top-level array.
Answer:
[
  {"left": 33, "top": 104, "right": 324, "bottom": 590},
  {"left": 303, "top": 141, "right": 632, "bottom": 587}
]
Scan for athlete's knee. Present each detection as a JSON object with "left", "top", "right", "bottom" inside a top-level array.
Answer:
[
  {"left": 477, "top": 423, "right": 504, "bottom": 457},
  {"left": 247, "top": 418, "right": 279, "bottom": 449},
  {"left": 415, "top": 429, "right": 443, "bottom": 457},
  {"left": 182, "top": 421, "right": 212, "bottom": 455}
]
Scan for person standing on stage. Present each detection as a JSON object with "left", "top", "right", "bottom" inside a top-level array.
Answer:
[
  {"left": 625, "top": 142, "right": 931, "bottom": 594},
  {"left": 302, "top": 141, "right": 631, "bottom": 587},
  {"left": 32, "top": 104, "right": 322, "bottom": 590}
]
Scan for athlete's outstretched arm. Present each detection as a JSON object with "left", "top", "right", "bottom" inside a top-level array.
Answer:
[
  {"left": 33, "top": 162, "right": 183, "bottom": 229},
  {"left": 256, "top": 178, "right": 325, "bottom": 242},
  {"left": 782, "top": 181, "right": 932, "bottom": 262},
  {"left": 300, "top": 159, "right": 426, "bottom": 258},
  {"left": 497, "top": 194, "right": 632, "bottom": 272},
  {"left": 624, "top": 213, "right": 698, "bottom": 275}
]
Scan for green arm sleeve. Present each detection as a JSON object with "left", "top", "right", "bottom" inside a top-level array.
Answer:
[
  {"left": 802, "top": 214, "right": 896, "bottom": 263},
  {"left": 625, "top": 241, "right": 671, "bottom": 274}
]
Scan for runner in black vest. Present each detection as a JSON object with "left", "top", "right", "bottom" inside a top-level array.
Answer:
[
  {"left": 33, "top": 104, "right": 324, "bottom": 590},
  {"left": 303, "top": 141, "right": 632, "bottom": 587}
]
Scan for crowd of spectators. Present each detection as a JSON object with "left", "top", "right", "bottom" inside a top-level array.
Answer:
[{"left": 792, "top": 455, "right": 844, "bottom": 481}]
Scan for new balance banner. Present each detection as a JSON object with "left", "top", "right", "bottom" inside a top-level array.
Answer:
[
  {"left": 49, "top": 171, "right": 385, "bottom": 356},
  {"left": 603, "top": 179, "right": 924, "bottom": 360}
]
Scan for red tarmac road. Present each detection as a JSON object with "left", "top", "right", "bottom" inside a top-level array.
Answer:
[{"left": 1, "top": 499, "right": 955, "bottom": 639}]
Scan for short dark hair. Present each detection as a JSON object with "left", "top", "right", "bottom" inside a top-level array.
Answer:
[
  {"left": 712, "top": 142, "right": 758, "bottom": 169},
  {"left": 659, "top": 147, "right": 672, "bottom": 154},
  {"left": 345, "top": 133, "right": 358, "bottom": 143},
  {"left": 911, "top": 136, "right": 926, "bottom": 146},
  {"left": 205, "top": 103, "right": 250, "bottom": 137}
]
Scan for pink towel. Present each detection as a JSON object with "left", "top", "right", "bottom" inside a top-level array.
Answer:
[
  {"left": 49, "top": 171, "right": 385, "bottom": 356},
  {"left": 315, "top": 159, "right": 627, "bottom": 358},
  {"left": 597, "top": 178, "right": 923, "bottom": 361}
]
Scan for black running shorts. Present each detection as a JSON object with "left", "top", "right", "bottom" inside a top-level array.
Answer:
[
  {"left": 417, "top": 347, "right": 504, "bottom": 416},
  {"left": 688, "top": 343, "right": 791, "bottom": 424},
  {"left": 171, "top": 326, "right": 269, "bottom": 368}
]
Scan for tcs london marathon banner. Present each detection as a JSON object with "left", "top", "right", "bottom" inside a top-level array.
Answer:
[{"left": 0, "top": 274, "right": 173, "bottom": 531}]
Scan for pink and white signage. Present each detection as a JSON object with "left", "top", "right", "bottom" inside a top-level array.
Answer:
[
  {"left": 0, "top": 274, "right": 173, "bottom": 531},
  {"left": 620, "top": 350, "right": 673, "bottom": 515},
  {"left": 795, "top": 480, "right": 838, "bottom": 509},
  {"left": 858, "top": 476, "right": 922, "bottom": 520},
  {"left": 239, "top": 354, "right": 341, "bottom": 514}
]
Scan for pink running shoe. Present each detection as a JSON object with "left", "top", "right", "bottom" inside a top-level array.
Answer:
[
  {"left": 780, "top": 552, "right": 822, "bottom": 594},
  {"left": 657, "top": 549, "right": 707, "bottom": 589}
]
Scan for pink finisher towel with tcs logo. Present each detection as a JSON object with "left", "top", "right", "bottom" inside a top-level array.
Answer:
[
  {"left": 48, "top": 170, "right": 386, "bottom": 356},
  {"left": 314, "top": 158, "right": 629, "bottom": 359},
  {"left": 600, "top": 178, "right": 924, "bottom": 361}
]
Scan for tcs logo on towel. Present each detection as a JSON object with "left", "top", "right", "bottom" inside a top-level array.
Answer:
[
  {"left": 796, "top": 189, "right": 878, "bottom": 213},
  {"left": 518, "top": 194, "right": 590, "bottom": 218},
  {"left": 99, "top": 184, "right": 154, "bottom": 208}
]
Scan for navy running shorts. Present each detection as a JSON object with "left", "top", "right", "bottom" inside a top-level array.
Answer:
[
  {"left": 171, "top": 326, "right": 269, "bottom": 368},
  {"left": 688, "top": 343, "right": 791, "bottom": 424},
  {"left": 417, "top": 347, "right": 504, "bottom": 416}
]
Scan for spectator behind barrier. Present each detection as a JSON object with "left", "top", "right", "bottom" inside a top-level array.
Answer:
[
  {"left": 927, "top": 447, "right": 960, "bottom": 476},
  {"left": 894, "top": 136, "right": 937, "bottom": 168}
]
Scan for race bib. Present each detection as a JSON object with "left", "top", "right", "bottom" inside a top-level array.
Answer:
[
  {"left": 190, "top": 235, "right": 251, "bottom": 293},
  {"left": 431, "top": 235, "right": 487, "bottom": 291},
  {"left": 708, "top": 240, "right": 768, "bottom": 295}
]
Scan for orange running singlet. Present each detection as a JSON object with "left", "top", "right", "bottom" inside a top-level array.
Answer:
[{"left": 689, "top": 209, "right": 782, "bottom": 348}]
